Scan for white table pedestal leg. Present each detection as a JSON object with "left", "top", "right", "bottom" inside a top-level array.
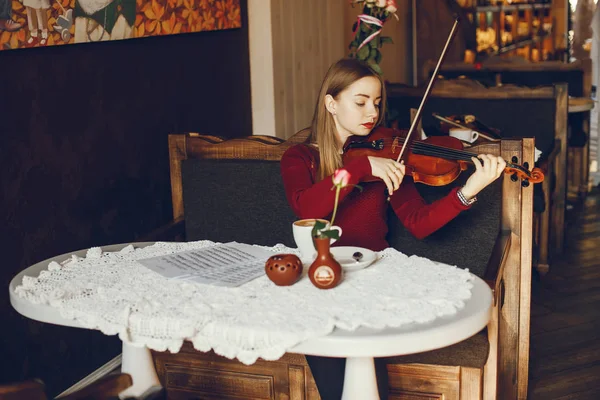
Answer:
[
  {"left": 341, "top": 357, "right": 379, "bottom": 400},
  {"left": 119, "top": 342, "right": 161, "bottom": 398}
]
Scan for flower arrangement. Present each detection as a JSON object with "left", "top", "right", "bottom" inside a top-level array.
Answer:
[
  {"left": 312, "top": 169, "right": 362, "bottom": 240},
  {"left": 348, "top": 0, "right": 398, "bottom": 75}
]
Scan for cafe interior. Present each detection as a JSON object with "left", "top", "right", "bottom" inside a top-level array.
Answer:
[{"left": 2, "top": 0, "right": 599, "bottom": 399}]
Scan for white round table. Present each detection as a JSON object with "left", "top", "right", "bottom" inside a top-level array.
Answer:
[
  {"left": 9, "top": 243, "right": 160, "bottom": 399},
  {"left": 10, "top": 243, "right": 493, "bottom": 400},
  {"left": 291, "top": 275, "right": 492, "bottom": 399}
]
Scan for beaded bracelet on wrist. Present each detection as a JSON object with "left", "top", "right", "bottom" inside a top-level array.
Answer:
[{"left": 457, "top": 188, "right": 477, "bottom": 206}]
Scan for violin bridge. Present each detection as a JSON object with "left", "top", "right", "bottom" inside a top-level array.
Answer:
[{"left": 391, "top": 137, "right": 400, "bottom": 155}]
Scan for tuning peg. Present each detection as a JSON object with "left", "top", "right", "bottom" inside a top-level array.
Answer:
[
  {"left": 521, "top": 180, "right": 530, "bottom": 188},
  {"left": 511, "top": 173, "right": 519, "bottom": 182}
]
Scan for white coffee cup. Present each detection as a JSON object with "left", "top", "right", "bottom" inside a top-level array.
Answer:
[
  {"left": 292, "top": 219, "right": 342, "bottom": 261},
  {"left": 449, "top": 128, "right": 479, "bottom": 143}
]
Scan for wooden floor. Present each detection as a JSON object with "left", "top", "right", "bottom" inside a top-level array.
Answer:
[{"left": 528, "top": 188, "right": 600, "bottom": 399}]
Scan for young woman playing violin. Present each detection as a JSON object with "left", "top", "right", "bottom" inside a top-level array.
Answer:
[{"left": 280, "top": 58, "right": 506, "bottom": 399}]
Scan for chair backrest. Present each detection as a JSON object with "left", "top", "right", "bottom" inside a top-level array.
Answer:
[
  {"left": 181, "top": 158, "right": 297, "bottom": 246},
  {"left": 432, "top": 60, "right": 586, "bottom": 96},
  {"left": 171, "top": 133, "right": 503, "bottom": 278},
  {"left": 388, "top": 80, "right": 568, "bottom": 257},
  {"left": 168, "top": 131, "right": 311, "bottom": 247},
  {"left": 387, "top": 80, "right": 567, "bottom": 159},
  {"left": 168, "top": 133, "right": 533, "bottom": 276}
]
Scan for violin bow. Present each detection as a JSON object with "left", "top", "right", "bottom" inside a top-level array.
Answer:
[{"left": 396, "top": 16, "right": 461, "bottom": 163}]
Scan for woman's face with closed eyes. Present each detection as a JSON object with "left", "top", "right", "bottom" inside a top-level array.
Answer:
[{"left": 325, "top": 76, "right": 382, "bottom": 146}]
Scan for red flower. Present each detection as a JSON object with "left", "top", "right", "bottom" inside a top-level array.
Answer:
[{"left": 332, "top": 169, "right": 351, "bottom": 187}]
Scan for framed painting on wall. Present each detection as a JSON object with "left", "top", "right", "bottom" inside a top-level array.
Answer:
[{"left": 0, "top": 0, "right": 241, "bottom": 51}]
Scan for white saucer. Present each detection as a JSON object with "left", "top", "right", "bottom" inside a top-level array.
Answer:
[{"left": 330, "top": 246, "right": 377, "bottom": 272}]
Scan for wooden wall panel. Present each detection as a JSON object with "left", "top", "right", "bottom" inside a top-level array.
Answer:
[
  {"left": 270, "top": 0, "right": 346, "bottom": 138},
  {"left": 0, "top": 1, "right": 251, "bottom": 395},
  {"left": 253, "top": 0, "right": 411, "bottom": 138}
]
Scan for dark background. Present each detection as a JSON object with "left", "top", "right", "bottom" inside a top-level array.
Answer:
[{"left": 0, "top": 0, "right": 251, "bottom": 395}]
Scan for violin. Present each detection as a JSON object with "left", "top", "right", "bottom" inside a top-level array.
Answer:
[
  {"left": 342, "top": 128, "right": 545, "bottom": 186},
  {"left": 342, "top": 16, "right": 544, "bottom": 187}
]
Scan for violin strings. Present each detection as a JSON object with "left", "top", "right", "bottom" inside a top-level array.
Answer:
[
  {"left": 349, "top": 139, "right": 472, "bottom": 161},
  {"left": 376, "top": 137, "right": 477, "bottom": 161},
  {"left": 370, "top": 138, "right": 528, "bottom": 175},
  {"left": 409, "top": 142, "right": 524, "bottom": 171},
  {"left": 410, "top": 145, "right": 473, "bottom": 161},
  {"left": 410, "top": 142, "right": 475, "bottom": 161},
  {"left": 411, "top": 141, "right": 477, "bottom": 160}
]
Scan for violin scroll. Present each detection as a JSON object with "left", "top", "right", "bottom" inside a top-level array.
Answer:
[{"left": 504, "top": 165, "right": 544, "bottom": 184}]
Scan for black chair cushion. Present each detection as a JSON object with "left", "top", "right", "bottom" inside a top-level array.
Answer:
[
  {"left": 387, "top": 176, "right": 501, "bottom": 279},
  {"left": 181, "top": 159, "right": 296, "bottom": 247}
]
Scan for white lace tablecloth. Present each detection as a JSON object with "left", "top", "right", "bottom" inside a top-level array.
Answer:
[{"left": 15, "top": 241, "right": 474, "bottom": 365}]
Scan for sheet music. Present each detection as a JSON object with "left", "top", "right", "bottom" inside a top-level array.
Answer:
[{"left": 138, "top": 242, "right": 274, "bottom": 287}]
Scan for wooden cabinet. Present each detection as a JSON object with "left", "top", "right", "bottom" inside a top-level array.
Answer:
[
  {"left": 152, "top": 347, "right": 483, "bottom": 400},
  {"left": 412, "top": 0, "right": 562, "bottom": 84},
  {"left": 462, "top": 1, "right": 556, "bottom": 61},
  {"left": 387, "top": 364, "right": 482, "bottom": 400},
  {"left": 153, "top": 343, "right": 321, "bottom": 400},
  {"left": 152, "top": 345, "right": 484, "bottom": 400}
]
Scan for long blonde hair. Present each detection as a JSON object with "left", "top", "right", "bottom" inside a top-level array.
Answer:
[{"left": 310, "top": 58, "right": 387, "bottom": 180}]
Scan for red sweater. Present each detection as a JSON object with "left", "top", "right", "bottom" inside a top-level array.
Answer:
[{"left": 280, "top": 141, "right": 471, "bottom": 252}]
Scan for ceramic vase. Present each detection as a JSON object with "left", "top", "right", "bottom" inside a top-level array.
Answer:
[{"left": 308, "top": 237, "right": 342, "bottom": 289}]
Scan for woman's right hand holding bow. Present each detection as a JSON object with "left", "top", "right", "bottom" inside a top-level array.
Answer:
[{"left": 368, "top": 156, "right": 406, "bottom": 195}]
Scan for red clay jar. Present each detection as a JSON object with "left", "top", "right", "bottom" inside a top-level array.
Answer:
[
  {"left": 265, "top": 254, "right": 303, "bottom": 286},
  {"left": 308, "top": 238, "right": 342, "bottom": 289}
]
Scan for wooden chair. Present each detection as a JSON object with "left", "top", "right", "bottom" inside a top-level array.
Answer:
[
  {"left": 433, "top": 59, "right": 593, "bottom": 201},
  {"left": 145, "top": 129, "right": 535, "bottom": 399},
  {"left": 150, "top": 131, "right": 321, "bottom": 399},
  {"left": 0, "top": 374, "right": 135, "bottom": 400},
  {"left": 381, "top": 137, "right": 534, "bottom": 400},
  {"left": 0, "top": 380, "right": 46, "bottom": 400},
  {"left": 432, "top": 59, "right": 587, "bottom": 97},
  {"left": 387, "top": 81, "right": 567, "bottom": 276}
]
